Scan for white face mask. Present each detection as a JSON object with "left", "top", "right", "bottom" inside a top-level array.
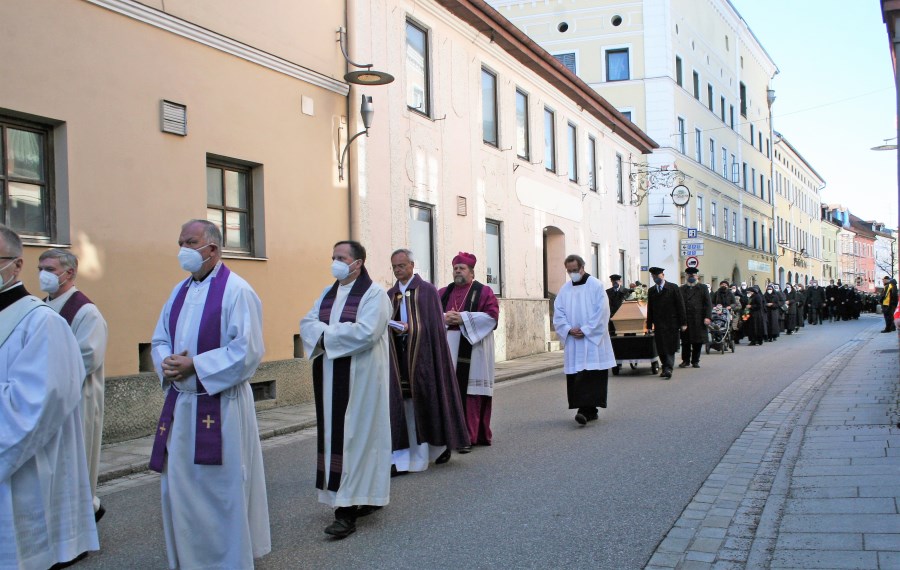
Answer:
[
  {"left": 39, "top": 269, "right": 65, "bottom": 294},
  {"left": 0, "top": 259, "right": 17, "bottom": 291},
  {"left": 331, "top": 259, "right": 358, "bottom": 280},
  {"left": 569, "top": 272, "right": 582, "bottom": 282},
  {"left": 178, "top": 244, "right": 212, "bottom": 273}
]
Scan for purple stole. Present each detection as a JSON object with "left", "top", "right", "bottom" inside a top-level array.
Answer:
[
  {"left": 149, "top": 265, "right": 231, "bottom": 473},
  {"left": 313, "top": 267, "right": 372, "bottom": 492},
  {"left": 59, "top": 290, "right": 93, "bottom": 325}
]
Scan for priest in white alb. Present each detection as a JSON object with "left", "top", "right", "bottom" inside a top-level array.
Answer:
[
  {"left": 553, "top": 254, "right": 616, "bottom": 426},
  {"left": 150, "top": 219, "right": 270, "bottom": 569},
  {"left": 38, "top": 248, "right": 109, "bottom": 522},
  {"left": 0, "top": 224, "right": 98, "bottom": 570},
  {"left": 300, "top": 240, "right": 392, "bottom": 540}
]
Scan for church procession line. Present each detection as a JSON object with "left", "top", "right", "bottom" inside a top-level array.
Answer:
[{"left": 96, "top": 350, "right": 565, "bottom": 486}]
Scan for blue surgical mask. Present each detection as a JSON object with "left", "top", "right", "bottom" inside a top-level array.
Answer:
[
  {"left": 687, "top": 276, "right": 697, "bottom": 284},
  {"left": 653, "top": 276, "right": 663, "bottom": 285}
]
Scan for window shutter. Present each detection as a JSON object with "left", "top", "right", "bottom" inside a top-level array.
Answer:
[
  {"left": 553, "top": 53, "right": 576, "bottom": 74},
  {"left": 161, "top": 100, "right": 187, "bottom": 136}
]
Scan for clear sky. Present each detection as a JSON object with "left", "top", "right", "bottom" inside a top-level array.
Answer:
[{"left": 729, "top": 0, "right": 898, "bottom": 228}]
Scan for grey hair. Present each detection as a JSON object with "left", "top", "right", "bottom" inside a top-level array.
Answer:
[
  {"left": 183, "top": 219, "right": 223, "bottom": 247},
  {"left": 0, "top": 224, "right": 23, "bottom": 257},
  {"left": 390, "top": 248, "right": 415, "bottom": 263},
  {"left": 39, "top": 248, "right": 78, "bottom": 270}
]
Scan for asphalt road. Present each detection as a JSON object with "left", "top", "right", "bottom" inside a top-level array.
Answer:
[{"left": 82, "top": 315, "right": 877, "bottom": 570}]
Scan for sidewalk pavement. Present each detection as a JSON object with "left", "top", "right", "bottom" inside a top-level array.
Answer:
[
  {"left": 97, "top": 350, "right": 565, "bottom": 484},
  {"left": 647, "top": 322, "right": 900, "bottom": 570}
]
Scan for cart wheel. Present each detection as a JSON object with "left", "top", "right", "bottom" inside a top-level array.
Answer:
[
  {"left": 629, "top": 362, "right": 638, "bottom": 370},
  {"left": 651, "top": 362, "right": 660, "bottom": 374},
  {"left": 612, "top": 365, "right": 620, "bottom": 376}
]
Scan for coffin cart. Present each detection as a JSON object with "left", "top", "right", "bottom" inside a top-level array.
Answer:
[{"left": 610, "top": 300, "right": 660, "bottom": 375}]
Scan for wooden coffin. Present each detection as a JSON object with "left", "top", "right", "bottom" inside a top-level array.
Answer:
[{"left": 611, "top": 300, "right": 647, "bottom": 335}]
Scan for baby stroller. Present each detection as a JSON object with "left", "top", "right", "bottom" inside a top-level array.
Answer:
[{"left": 706, "top": 305, "right": 735, "bottom": 354}]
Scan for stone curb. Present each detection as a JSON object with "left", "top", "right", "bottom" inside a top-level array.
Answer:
[{"left": 645, "top": 326, "right": 877, "bottom": 570}]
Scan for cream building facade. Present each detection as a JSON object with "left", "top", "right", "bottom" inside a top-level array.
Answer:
[
  {"left": 345, "top": 0, "right": 655, "bottom": 358},
  {"left": 820, "top": 216, "right": 842, "bottom": 284},
  {"left": 488, "top": 0, "right": 779, "bottom": 286},
  {"left": 772, "top": 133, "right": 826, "bottom": 286},
  {"left": 1, "top": 0, "right": 360, "bottom": 440}
]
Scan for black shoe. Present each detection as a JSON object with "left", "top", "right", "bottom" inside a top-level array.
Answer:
[
  {"left": 435, "top": 449, "right": 451, "bottom": 464},
  {"left": 692, "top": 363, "right": 700, "bottom": 368},
  {"left": 390, "top": 465, "right": 408, "bottom": 478},
  {"left": 49, "top": 552, "right": 88, "bottom": 570},
  {"left": 585, "top": 412, "right": 599, "bottom": 422},
  {"left": 457, "top": 446, "right": 472, "bottom": 454},
  {"left": 575, "top": 413, "right": 587, "bottom": 425},
  {"left": 678, "top": 361, "right": 690, "bottom": 368},
  {"left": 355, "top": 505, "right": 382, "bottom": 518},
  {"left": 94, "top": 504, "right": 106, "bottom": 523},
  {"left": 324, "top": 517, "right": 356, "bottom": 539},
  {"left": 661, "top": 369, "right": 672, "bottom": 379}
]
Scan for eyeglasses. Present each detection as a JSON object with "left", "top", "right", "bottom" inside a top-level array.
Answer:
[{"left": 0, "top": 256, "right": 18, "bottom": 260}]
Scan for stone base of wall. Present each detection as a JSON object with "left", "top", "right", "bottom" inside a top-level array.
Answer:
[
  {"left": 103, "top": 359, "right": 313, "bottom": 444},
  {"left": 496, "top": 298, "right": 550, "bottom": 361}
]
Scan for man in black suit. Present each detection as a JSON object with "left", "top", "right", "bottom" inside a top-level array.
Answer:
[
  {"left": 645, "top": 267, "right": 687, "bottom": 379},
  {"left": 606, "top": 274, "right": 632, "bottom": 336}
]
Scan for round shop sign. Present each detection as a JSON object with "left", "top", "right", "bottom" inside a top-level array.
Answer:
[
  {"left": 671, "top": 184, "right": 691, "bottom": 206},
  {"left": 685, "top": 256, "right": 699, "bottom": 269}
]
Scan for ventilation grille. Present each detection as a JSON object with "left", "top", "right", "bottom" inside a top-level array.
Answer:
[
  {"left": 161, "top": 100, "right": 187, "bottom": 136},
  {"left": 457, "top": 196, "right": 467, "bottom": 216}
]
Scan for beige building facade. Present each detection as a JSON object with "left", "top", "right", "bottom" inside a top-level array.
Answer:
[
  {"left": 488, "top": 0, "right": 779, "bottom": 287},
  {"left": 1, "top": 0, "right": 358, "bottom": 439},
  {"left": 346, "top": 0, "right": 655, "bottom": 358},
  {"left": 772, "top": 133, "right": 826, "bottom": 286}
]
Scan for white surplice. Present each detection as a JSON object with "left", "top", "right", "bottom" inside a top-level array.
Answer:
[
  {"left": 553, "top": 275, "right": 616, "bottom": 374},
  {"left": 46, "top": 286, "right": 108, "bottom": 511},
  {"left": 151, "top": 264, "right": 270, "bottom": 570},
  {"left": 1, "top": 291, "right": 98, "bottom": 570},
  {"left": 446, "top": 312, "right": 497, "bottom": 396},
  {"left": 300, "top": 278, "right": 392, "bottom": 508}
]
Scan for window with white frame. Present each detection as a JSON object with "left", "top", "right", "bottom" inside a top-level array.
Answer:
[
  {"left": 695, "top": 128, "right": 702, "bottom": 163},
  {"left": 409, "top": 202, "right": 434, "bottom": 283},
  {"left": 711, "top": 202, "right": 718, "bottom": 236},
  {"left": 696, "top": 195, "right": 704, "bottom": 232},
  {"left": 515, "top": 88, "right": 530, "bottom": 160},
  {"left": 587, "top": 136, "right": 597, "bottom": 192},
  {"left": 405, "top": 20, "right": 430, "bottom": 116},
  {"left": 553, "top": 52, "right": 577, "bottom": 74},
  {"left": 544, "top": 107, "right": 556, "bottom": 172},
  {"left": 567, "top": 123, "right": 578, "bottom": 183},
  {"left": 481, "top": 68, "right": 498, "bottom": 146},
  {"left": 616, "top": 153, "right": 624, "bottom": 204},
  {"left": 606, "top": 48, "right": 630, "bottom": 81},
  {"left": 677, "top": 117, "right": 686, "bottom": 154}
]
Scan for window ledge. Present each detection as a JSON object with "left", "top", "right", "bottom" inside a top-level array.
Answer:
[
  {"left": 222, "top": 254, "right": 268, "bottom": 262},
  {"left": 24, "top": 242, "right": 70, "bottom": 249}
]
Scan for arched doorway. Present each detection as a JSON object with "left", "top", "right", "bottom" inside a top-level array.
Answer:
[
  {"left": 731, "top": 265, "right": 742, "bottom": 286},
  {"left": 787, "top": 270, "right": 792, "bottom": 287},
  {"left": 543, "top": 226, "right": 566, "bottom": 299},
  {"left": 779, "top": 267, "right": 786, "bottom": 288}
]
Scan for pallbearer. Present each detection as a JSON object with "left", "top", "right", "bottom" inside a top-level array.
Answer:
[
  {"left": 150, "top": 219, "right": 270, "bottom": 569},
  {"left": 300, "top": 240, "right": 392, "bottom": 539},
  {"left": 553, "top": 254, "right": 616, "bottom": 425}
]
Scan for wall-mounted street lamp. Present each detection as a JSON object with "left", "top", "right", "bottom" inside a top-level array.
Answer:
[
  {"left": 338, "top": 95, "right": 374, "bottom": 181},
  {"left": 337, "top": 27, "right": 394, "bottom": 86},
  {"left": 871, "top": 137, "right": 898, "bottom": 151}
]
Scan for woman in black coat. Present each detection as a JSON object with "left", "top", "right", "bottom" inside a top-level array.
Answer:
[
  {"left": 783, "top": 284, "right": 798, "bottom": 334},
  {"left": 743, "top": 286, "right": 765, "bottom": 346},
  {"left": 763, "top": 285, "right": 782, "bottom": 341}
]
